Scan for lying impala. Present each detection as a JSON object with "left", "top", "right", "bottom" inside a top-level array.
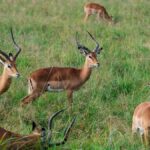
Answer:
[
  {"left": 132, "top": 102, "right": 150, "bottom": 145},
  {"left": 21, "top": 31, "right": 103, "bottom": 107},
  {"left": 84, "top": 3, "right": 112, "bottom": 22},
  {"left": 0, "top": 28, "right": 21, "bottom": 95},
  {"left": 0, "top": 109, "right": 75, "bottom": 149}
]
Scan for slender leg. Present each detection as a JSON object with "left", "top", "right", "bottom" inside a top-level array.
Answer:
[
  {"left": 97, "top": 12, "right": 101, "bottom": 21},
  {"left": 67, "top": 90, "right": 73, "bottom": 110},
  {"left": 141, "top": 134, "right": 145, "bottom": 145},
  {"left": 100, "top": 11, "right": 105, "bottom": 21},
  {"left": 21, "top": 89, "right": 43, "bottom": 107},
  {"left": 131, "top": 130, "right": 136, "bottom": 140},
  {"left": 144, "top": 129, "right": 150, "bottom": 146},
  {"left": 144, "top": 134, "right": 148, "bottom": 146},
  {"left": 84, "top": 13, "right": 90, "bottom": 22}
]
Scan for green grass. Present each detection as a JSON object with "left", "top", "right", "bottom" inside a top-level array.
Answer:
[{"left": 0, "top": 0, "right": 149, "bottom": 149}]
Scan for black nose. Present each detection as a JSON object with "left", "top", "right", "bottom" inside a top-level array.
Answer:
[
  {"left": 16, "top": 73, "right": 20, "bottom": 78},
  {"left": 97, "top": 63, "right": 100, "bottom": 67}
]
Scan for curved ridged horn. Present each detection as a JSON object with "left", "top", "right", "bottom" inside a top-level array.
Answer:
[
  {"left": 87, "top": 31, "right": 103, "bottom": 54},
  {"left": 76, "top": 32, "right": 90, "bottom": 55},
  {"left": 47, "top": 109, "right": 76, "bottom": 147},
  {"left": 48, "top": 109, "right": 65, "bottom": 131},
  {"left": 49, "top": 117, "right": 76, "bottom": 147},
  {"left": 10, "top": 28, "right": 21, "bottom": 60}
]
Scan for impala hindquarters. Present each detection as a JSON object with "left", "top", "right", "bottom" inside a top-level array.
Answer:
[
  {"left": 132, "top": 102, "right": 150, "bottom": 146},
  {"left": 21, "top": 31, "right": 103, "bottom": 108}
]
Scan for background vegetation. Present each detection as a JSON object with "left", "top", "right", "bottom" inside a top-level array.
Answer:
[{"left": 0, "top": 0, "right": 149, "bottom": 149}]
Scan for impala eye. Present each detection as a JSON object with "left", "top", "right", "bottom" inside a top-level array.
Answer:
[
  {"left": 8, "top": 64, "right": 12, "bottom": 68},
  {"left": 89, "top": 55, "right": 92, "bottom": 59}
]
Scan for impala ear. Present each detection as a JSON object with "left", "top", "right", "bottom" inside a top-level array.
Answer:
[
  {"left": 32, "top": 121, "right": 37, "bottom": 131},
  {"left": 9, "top": 53, "right": 14, "bottom": 61},
  {"left": 80, "top": 49, "right": 89, "bottom": 56}
]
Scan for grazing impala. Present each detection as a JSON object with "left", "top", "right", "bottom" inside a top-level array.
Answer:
[
  {"left": 21, "top": 31, "right": 103, "bottom": 107},
  {"left": 132, "top": 102, "right": 150, "bottom": 145},
  {"left": 0, "top": 28, "right": 21, "bottom": 95},
  {"left": 84, "top": 3, "right": 112, "bottom": 22},
  {"left": 0, "top": 109, "right": 76, "bottom": 150}
]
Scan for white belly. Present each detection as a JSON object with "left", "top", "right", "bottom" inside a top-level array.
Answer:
[
  {"left": 47, "top": 84, "right": 64, "bottom": 92},
  {"left": 90, "top": 8, "right": 98, "bottom": 14}
]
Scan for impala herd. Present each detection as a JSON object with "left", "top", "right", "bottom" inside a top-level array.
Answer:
[{"left": 0, "top": 2, "right": 149, "bottom": 149}]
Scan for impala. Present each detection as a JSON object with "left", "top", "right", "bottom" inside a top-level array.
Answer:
[
  {"left": 0, "top": 109, "right": 76, "bottom": 150},
  {"left": 21, "top": 31, "right": 103, "bottom": 107},
  {"left": 84, "top": 3, "right": 112, "bottom": 22},
  {"left": 132, "top": 102, "right": 150, "bottom": 145},
  {"left": 0, "top": 28, "right": 21, "bottom": 95}
]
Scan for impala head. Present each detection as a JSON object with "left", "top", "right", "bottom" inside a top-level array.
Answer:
[
  {"left": 0, "top": 28, "right": 21, "bottom": 78},
  {"left": 31, "top": 109, "right": 76, "bottom": 148},
  {"left": 76, "top": 31, "right": 103, "bottom": 68}
]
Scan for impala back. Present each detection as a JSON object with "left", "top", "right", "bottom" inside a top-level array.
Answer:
[{"left": 84, "top": 3, "right": 104, "bottom": 14}]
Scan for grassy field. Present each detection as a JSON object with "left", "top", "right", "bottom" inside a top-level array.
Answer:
[{"left": 0, "top": 0, "right": 149, "bottom": 149}]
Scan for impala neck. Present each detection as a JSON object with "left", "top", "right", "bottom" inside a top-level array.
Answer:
[
  {"left": 0, "top": 69, "right": 12, "bottom": 94},
  {"left": 80, "top": 59, "right": 92, "bottom": 82}
]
